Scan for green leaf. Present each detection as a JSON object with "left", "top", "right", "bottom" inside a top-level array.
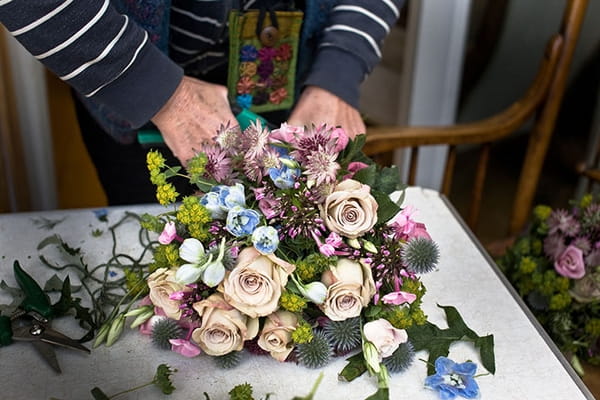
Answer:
[
  {"left": 372, "top": 191, "right": 401, "bottom": 224},
  {"left": 352, "top": 165, "right": 377, "bottom": 187},
  {"left": 475, "top": 335, "right": 496, "bottom": 374},
  {"left": 375, "top": 166, "right": 404, "bottom": 195},
  {"left": 90, "top": 387, "right": 110, "bottom": 400},
  {"left": 43, "top": 274, "right": 66, "bottom": 292},
  {"left": 365, "top": 388, "right": 389, "bottom": 400},
  {"left": 406, "top": 305, "right": 496, "bottom": 375},
  {"left": 339, "top": 352, "right": 367, "bottom": 382},
  {"left": 52, "top": 276, "right": 95, "bottom": 336},
  {"left": 164, "top": 166, "right": 181, "bottom": 178},
  {"left": 154, "top": 364, "right": 177, "bottom": 395},
  {"left": 339, "top": 134, "right": 367, "bottom": 165}
]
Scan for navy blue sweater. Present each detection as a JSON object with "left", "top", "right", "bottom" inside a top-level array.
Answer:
[{"left": 0, "top": 0, "right": 404, "bottom": 130}]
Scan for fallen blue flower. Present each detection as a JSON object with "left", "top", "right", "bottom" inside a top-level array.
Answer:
[{"left": 424, "top": 356, "right": 479, "bottom": 400}]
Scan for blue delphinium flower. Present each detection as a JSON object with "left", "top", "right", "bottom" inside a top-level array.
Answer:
[
  {"left": 424, "top": 357, "right": 479, "bottom": 400},
  {"left": 201, "top": 184, "right": 247, "bottom": 219},
  {"left": 251, "top": 226, "right": 280, "bottom": 254},
  {"left": 268, "top": 164, "right": 300, "bottom": 189},
  {"left": 226, "top": 206, "right": 261, "bottom": 237}
]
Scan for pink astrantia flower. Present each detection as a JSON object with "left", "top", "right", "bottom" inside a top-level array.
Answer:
[
  {"left": 554, "top": 245, "right": 586, "bottom": 279},
  {"left": 170, "top": 338, "right": 202, "bottom": 357}
]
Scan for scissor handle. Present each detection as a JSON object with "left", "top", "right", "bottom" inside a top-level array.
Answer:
[
  {"left": 0, "top": 315, "right": 12, "bottom": 346},
  {"left": 13, "top": 261, "right": 54, "bottom": 319}
]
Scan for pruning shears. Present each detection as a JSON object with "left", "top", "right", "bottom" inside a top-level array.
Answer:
[{"left": 0, "top": 261, "right": 90, "bottom": 373}]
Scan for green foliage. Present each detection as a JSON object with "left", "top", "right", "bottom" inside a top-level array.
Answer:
[{"left": 406, "top": 304, "right": 495, "bottom": 375}]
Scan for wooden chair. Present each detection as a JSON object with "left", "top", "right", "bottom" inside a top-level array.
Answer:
[{"left": 363, "top": 0, "right": 589, "bottom": 242}]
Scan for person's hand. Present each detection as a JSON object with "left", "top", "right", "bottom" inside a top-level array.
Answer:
[
  {"left": 288, "top": 86, "right": 366, "bottom": 138},
  {"left": 151, "top": 76, "right": 236, "bottom": 165}
]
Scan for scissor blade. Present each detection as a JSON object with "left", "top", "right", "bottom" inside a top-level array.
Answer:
[
  {"left": 31, "top": 340, "right": 61, "bottom": 373},
  {"left": 41, "top": 327, "right": 91, "bottom": 354}
]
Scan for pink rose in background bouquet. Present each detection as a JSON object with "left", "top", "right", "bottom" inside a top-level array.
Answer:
[{"left": 499, "top": 196, "right": 600, "bottom": 374}]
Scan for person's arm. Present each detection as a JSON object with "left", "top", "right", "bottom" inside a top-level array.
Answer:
[
  {"left": 289, "top": 0, "right": 406, "bottom": 137},
  {"left": 0, "top": 0, "right": 182, "bottom": 128},
  {"left": 0, "top": 0, "right": 235, "bottom": 164}
]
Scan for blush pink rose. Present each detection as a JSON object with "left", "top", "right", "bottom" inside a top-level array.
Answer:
[
  {"left": 554, "top": 245, "right": 585, "bottom": 279},
  {"left": 363, "top": 319, "right": 408, "bottom": 360}
]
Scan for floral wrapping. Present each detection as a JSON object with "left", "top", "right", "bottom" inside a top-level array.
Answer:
[{"left": 227, "top": 10, "right": 303, "bottom": 113}]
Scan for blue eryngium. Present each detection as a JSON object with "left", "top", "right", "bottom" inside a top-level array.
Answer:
[
  {"left": 226, "top": 206, "right": 261, "bottom": 237},
  {"left": 424, "top": 357, "right": 479, "bottom": 400},
  {"left": 252, "top": 226, "right": 280, "bottom": 254}
]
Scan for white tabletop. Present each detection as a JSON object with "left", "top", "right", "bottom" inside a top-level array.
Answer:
[{"left": 0, "top": 187, "right": 594, "bottom": 400}]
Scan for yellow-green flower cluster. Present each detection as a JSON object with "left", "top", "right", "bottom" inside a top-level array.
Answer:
[
  {"left": 151, "top": 244, "right": 180, "bottom": 271},
  {"left": 585, "top": 318, "right": 600, "bottom": 336},
  {"left": 295, "top": 254, "right": 333, "bottom": 281},
  {"left": 279, "top": 291, "right": 306, "bottom": 312},
  {"left": 580, "top": 194, "right": 593, "bottom": 209},
  {"left": 519, "top": 256, "right": 537, "bottom": 274},
  {"left": 291, "top": 320, "right": 314, "bottom": 344},
  {"left": 123, "top": 268, "right": 149, "bottom": 297},
  {"left": 186, "top": 153, "right": 208, "bottom": 184},
  {"left": 176, "top": 196, "right": 210, "bottom": 240},
  {"left": 549, "top": 292, "right": 572, "bottom": 311},
  {"left": 533, "top": 205, "right": 552, "bottom": 222},
  {"left": 156, "top": 183, "right": 179, "bottom": 206},
  {"left": 386, "top": 303, "right": 428, "bottom": 329},
  {"left": 146, "top": 150, "right": 166, "bottom": 171}
]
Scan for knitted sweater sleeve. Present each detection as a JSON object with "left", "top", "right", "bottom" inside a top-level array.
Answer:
[
  {"left": 303, "top": 0, "right": 406, "bottom": 109},
  {"left": 0, "top": 0, "right": 183, "bottom": 128}
]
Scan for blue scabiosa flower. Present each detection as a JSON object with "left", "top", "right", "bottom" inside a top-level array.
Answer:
[
  {"left": 226, "top": 206, "right": 261, "bottom": 237},
  {"left": 424, "top": 357, "right": 479, "bottom": 400},
  {"left": 251, "top": 226, "right": 279, "bottom": 254},
  {"left": 268, "top": 164, "right": 300, "bottom": 189}
]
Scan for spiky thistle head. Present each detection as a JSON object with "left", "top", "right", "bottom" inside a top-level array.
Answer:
[
  {"left": 214, "top": 350, "right": 243, "bottom": 369},
  {"left": 151, "top": 318, "right": 183, "bottom": 349},
  {"left": 402, "top": 237, "right": 439, "bottom": 274},
  {"left": 323, "top": 317, "right": 362, "bottom": 353},
  {"left": 295, "top": 330, "right": 333, "bottom": 369},
  {"left": 382, "top": 341, "right": 415, "bottom": 374}
]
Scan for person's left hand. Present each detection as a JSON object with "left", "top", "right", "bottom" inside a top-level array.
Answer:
[{"left": 288, "top": 86, "right": 366, "bottom": 139}]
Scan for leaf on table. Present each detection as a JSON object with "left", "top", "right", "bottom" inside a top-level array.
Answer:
[
  {"left": 339, "top": 352, "right": 367, "bottom": 382},
  {"left": 37, "top": 234, "right": 81, "bottom": 257},
  {"left": 406, "top": 304, "right": 495, "bottom": 375},
  {"left": 31, "top": 216, "right": 66, "bottom": 230},
  {"left": 52, "top": 276, "right": 95, "bottom": 337},
  {"left": 0, "top": 280, "right": 25, "bottom": 311},
  {"left": 90, "top": 387, "right": 110, "bottom": 400}
]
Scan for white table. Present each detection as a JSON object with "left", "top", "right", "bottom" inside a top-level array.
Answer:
[{"left": 0, "top": 188, "right": 594, "bottom": 399}]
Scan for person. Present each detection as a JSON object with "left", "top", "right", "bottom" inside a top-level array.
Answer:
[{"left": 0, "top": 0, "right": 405, "bottom": 204}]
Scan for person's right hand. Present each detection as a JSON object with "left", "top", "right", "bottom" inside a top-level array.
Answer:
[{"left": 151, "top": 76, "right": 236, "bottom": 165}]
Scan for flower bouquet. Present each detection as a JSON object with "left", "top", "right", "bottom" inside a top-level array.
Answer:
[
  {"left": 498, "top": 195, "right": 600, "bottom": 374},
  {"left": 93, "top": 121, "right": 494, "bottom": 399}
]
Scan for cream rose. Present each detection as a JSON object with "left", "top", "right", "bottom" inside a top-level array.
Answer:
[
  {"left": 363, "top": 319, "right": 408, "bottom": 360},
  {"left": 257, "top": 310, "right": 298, "bottom": 361},
  {"left": 320, "top": 258, "right": 376, "bottom": 321},
  {"left": 147, "top": 268, "right": 188, "bottom": 320},
  {"left": 320, "top": 179, "right": 378, "bottom": 239},
  {"left": 220, "top": 247, "right": 295, "bottom": 318},
  {"left": 192, "top": 293, "right": 258, "bottom": 356}
]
